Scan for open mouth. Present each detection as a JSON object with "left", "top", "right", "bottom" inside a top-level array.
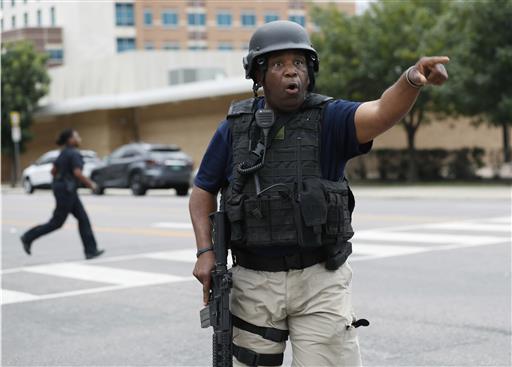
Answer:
[{"left": 284, "top": 82, "right": 300, "bottom": 95}]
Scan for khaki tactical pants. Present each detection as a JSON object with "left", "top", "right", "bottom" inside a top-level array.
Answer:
[{"left": 230, "top": 261, "right": 362, "bottom": 367}]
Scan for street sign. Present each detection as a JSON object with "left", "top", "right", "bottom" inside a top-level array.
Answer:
[{"left": 10, "top": 111, "right": 21, "bottom": 143}]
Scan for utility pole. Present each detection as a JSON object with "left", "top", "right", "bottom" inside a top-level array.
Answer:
[{"left": 10, "top": 111, "right": 21, "bottom": 187}]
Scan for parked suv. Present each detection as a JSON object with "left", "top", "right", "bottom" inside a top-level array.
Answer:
[
  {"left": 22, "top": 150, "right": 101, "bottom": 194},
  {"left": 90, "top": 143, "right": 193, "bottom": 196}
]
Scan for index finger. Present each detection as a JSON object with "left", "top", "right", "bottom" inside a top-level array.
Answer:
[{"left": 421, "top": 56, "right": 450, "bottom": 66}]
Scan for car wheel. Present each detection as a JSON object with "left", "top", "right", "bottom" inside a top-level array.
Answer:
[
  {"left": 176, "top": 185, "right": 190, "bottom": 196},
  {"left": 23, "top": 178, "right": 35, "bottom": 194},
  {"left": 130, "top": 173, "right": 147, "bottom": 196}
]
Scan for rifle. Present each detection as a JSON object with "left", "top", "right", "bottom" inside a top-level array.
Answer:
[{"left": 200, "top": 210, "right": 232, "bottom": 367}]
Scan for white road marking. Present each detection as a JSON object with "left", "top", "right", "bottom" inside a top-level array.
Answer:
[
  {"left": 422, "top": 222, "right": 510, "bottom": 232},
  {"left": 2, "top": 289, "right": 39, "bottom": 304},
  {"left": 2, "top": 216, "right": 509, "bottom": 305},
  {"left": 151, "top": 222, "right": 193, "bottom": 229},
  {"left": 353, "top": 231, "right": 507, "bottom": 246},
  {"left": 354, "top": 243, "right": 427, "bottom": 257},
  {"left": 144, "top": 249, "right": 196, "bottom": 263},
  {"left": 487, "top": 216, "right": 511, "bottom": 224},
  {"left": 25, "top": 263, "right": 185, "bottom": 286}
]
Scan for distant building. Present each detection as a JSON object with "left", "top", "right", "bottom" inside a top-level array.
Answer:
[{"left": 0, "top": 0, "right": 356, "bottom": 66}]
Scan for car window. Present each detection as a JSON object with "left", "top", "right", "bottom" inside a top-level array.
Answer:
[
  {"left": 36, "top": 152, "right": 58, "bottom": 165},
  {"left": 121, "top": 149, "right": 141, "bottom": 158},
  {"left": 109, "top": 146, "right": 127, "bottom": 159}
]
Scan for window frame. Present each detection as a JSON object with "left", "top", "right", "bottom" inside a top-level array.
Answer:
[
  {"left": 161, "top": 9, "right": 179, "bottom": 28},
  {"left": 240, "top": 11, "right": 256, "bottom": 28}
]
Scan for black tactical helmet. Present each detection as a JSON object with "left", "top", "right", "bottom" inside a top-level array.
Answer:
[{"left": 243, "top": 20, "right": 319, "bottom": 92}]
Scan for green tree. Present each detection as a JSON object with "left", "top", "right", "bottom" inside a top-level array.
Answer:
[
  {"left": 312, "top": 0, "right": 450, "bottom": 180},
  {"left": 439, "top": 0, "right": 512, "bottom": 163},
  {"left": 1, "top": 41, "right": 50, "bottom": 157}
]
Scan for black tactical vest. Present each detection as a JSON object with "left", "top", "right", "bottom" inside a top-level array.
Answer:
[{"left": 223, "top": 93, "right": 354, "bottom": 250}]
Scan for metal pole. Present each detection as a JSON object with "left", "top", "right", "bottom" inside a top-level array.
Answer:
[{"left": 13, "top": 141, "right": 21, "bottom": 186}]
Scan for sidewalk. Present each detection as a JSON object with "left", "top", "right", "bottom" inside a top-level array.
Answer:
[
  {"left": 3, "top": 184, "right": 510, "bottom": 200},
  {"left": 351, "top": 184, "right": 510, "bottom": 200}
]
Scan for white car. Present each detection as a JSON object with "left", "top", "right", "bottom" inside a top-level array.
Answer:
[{"left": 22, "top": 150, "right": 101, "bottom": 194}]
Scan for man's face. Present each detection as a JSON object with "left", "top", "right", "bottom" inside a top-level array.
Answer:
[{"left": 258, "top": 51, "right": 310, "bottom": 112}]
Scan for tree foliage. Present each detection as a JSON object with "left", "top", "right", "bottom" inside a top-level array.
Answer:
[
  {"left": 1, "top": 41, "right": 50, "bottom": 155},
  {"left": 439, "top": 0, "right": 512, "bottom": 162},
  {"left": 311, "top": 0, "right": 451, "bottom": 180}
]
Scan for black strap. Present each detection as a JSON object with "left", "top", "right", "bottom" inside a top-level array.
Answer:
[
  {"left": 232, "top": 314, "right": 289, "bottom": 342},
  {"left": 233, "top": 344, "right": 283, "bottom": 367},
  {"left": 232, "top": 248, "right": 327, "bottom": 272},
  {"left": 351, "top": 318, "right": 370, "bottom": 328}
]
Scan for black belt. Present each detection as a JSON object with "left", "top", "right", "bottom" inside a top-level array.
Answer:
[
  {"left": 233, "top": 344, "right": 283, "bottom": 366},
  {"left": 232, "top": 248, "right": 327, "bottom": 272}
]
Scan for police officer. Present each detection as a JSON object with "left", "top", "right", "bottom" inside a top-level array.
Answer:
[
  {"left": 21, "top": 128, "right": 105, "bottom": 260},
  {"left": 190, "top": 21, "right": 448, "bottom": 366}
]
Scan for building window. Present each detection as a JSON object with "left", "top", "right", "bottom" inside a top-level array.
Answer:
[
  {"left": 241, "top": 12, "right": 256, "bottom": 27},
  {"left": 1, "top": 0, "right": 3, "bottom": 10},
  {"left": 162, "top": 10, "right": 178, "bottom": 27},
  {"left": 37, "top": 9, "right": 41, "bottom": 26},
  {"left": 50, "top": 6, "right": 55, "bottom": 26},
  {"left": 187, "top": 12, "right": 206, "bottom": 26},
  {"left": 163, "top": 41, "right": 180, "bottom": 50},
  {"left": 47, "top": 48, "right": 63, "bottom": 62},
  {"left": 144, "top": 41, "right": 154, "bottom": 50},
  {"left": 216, "top": 11, "right": 231, "bottom": 28},
  {"left": 11, "top": 15, "right": 15, "bottom": 28},
  {"left": 264, "top": 13, "right": 279, "bottom": 23},
  {"left": 188, "top": 45, "right": 207, "bottom": 51},
  {"left": 288, "top": 15, "right": 305, "bottom": 27},
  {"left": 143, "top": 8, "right": 153, "bottom": 26},
  {"left": 116, "top": 37, "right": 136, "bottom": 52},
  {"left": 23, "top": 12, "right": 28, "bottom": 27},
  {"left": 115, "top": 3, "right": 134, "bottom": 26},
  {"left": 11, "top": 0, "right": 14, "bottom": 6},
  {"left": 218, "top": 42, "right": 233, "bottom": 51}
]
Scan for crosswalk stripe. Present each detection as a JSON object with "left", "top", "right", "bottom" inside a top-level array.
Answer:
[
  {"left": 354, "top": 243, "right": 427, "bottom": 257},
  {"left": 144, "top": 249, "right": 196, "bottom": 263},
  {"left": 486, "top": 217, "right": 511, "bottom": 224},
  {"left": 24, "top": 263, "right": 186, "bottom": 286},
  {"left": 2, "top": 289, "right": 39, "bottom": 304},
  {"left": 423, "top": 222, "right": 510, "bottom": 232},
  {"left": 151, "top": 222, "right": 193, "bottom": 229},
  {"left": 353, "top": 231, "right": 507, "bottom": 245}
]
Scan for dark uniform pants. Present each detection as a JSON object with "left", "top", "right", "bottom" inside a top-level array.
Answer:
[{"left": 23, "top": 182, "right": 98, "bottom": 255}]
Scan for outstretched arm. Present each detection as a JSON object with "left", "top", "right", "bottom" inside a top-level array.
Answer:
[{"left": 354, "top": 56, "right": 449, "bottom": 144}]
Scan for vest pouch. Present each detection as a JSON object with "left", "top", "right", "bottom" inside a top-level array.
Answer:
[
  {"left": 299, "top": 178, "right": 328, "bottom": 247},
  {"left": 225, "top": 194, "right": 245, "bottom": 245},
  {"left": 243, "top": 194, "right": 297, "bottom": 247},
  {"left": 321, "top": 180, "right": 354, "bottom": 241}
]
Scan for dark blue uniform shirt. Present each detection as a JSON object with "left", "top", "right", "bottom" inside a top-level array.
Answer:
[{"left": 195, "top": 98, "right": 372, "bottom": 194}]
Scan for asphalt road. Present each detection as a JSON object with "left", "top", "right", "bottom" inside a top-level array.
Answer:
[{"left": 2, "top": 186, "right": 511, "bottom": 366}]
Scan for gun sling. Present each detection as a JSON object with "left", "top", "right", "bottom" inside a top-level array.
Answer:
[
  {"left": 233, "top": 344, "right": 283, "bottom": 367},
  {"left": 232, "top": 314, "right": 289, "bottom": 342}
]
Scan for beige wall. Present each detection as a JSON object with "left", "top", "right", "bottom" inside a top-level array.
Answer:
[{"left": 3, "top": 93, "right": 503, "bottom": 183}]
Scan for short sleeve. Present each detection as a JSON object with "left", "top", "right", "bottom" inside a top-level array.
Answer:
[
  {"left": 194, "top": 120, "right": 233, "bottom": 195},
  {"left": 321, "top": 99, "right": 373, "bottom": 180},
  {"left": 70, "top": 150, "right": 84, "bottom": 170}
]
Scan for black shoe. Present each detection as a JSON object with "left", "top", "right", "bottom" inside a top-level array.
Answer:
[
  {"left": 85, "top": 249, "right": 105, "bottom": 260},
  {"left": 20, "top": 234, "right": 32, "bottom": 255}
]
